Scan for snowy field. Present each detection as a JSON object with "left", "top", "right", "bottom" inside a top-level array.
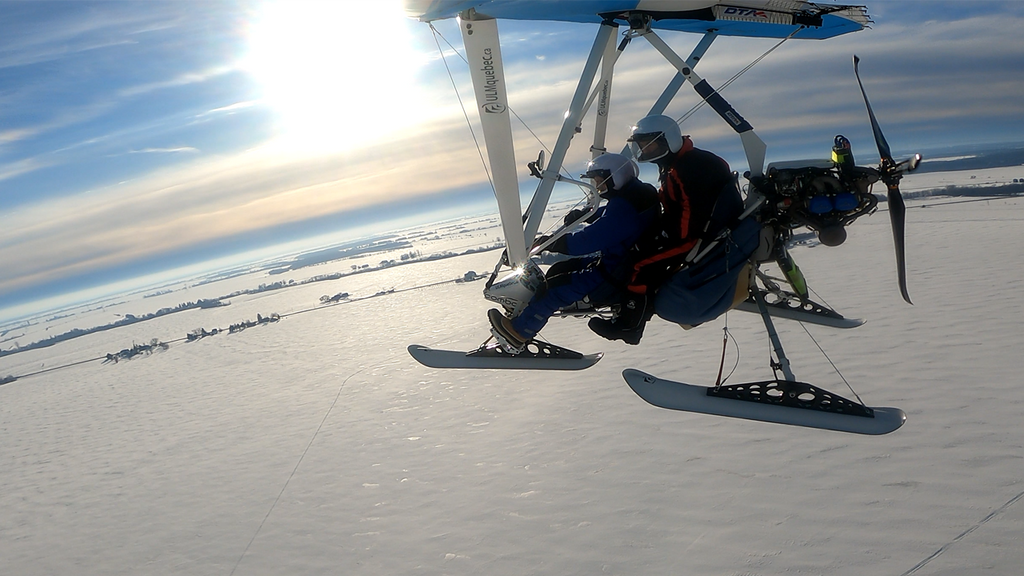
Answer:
[
  {"left": 900, "top": 165, "right": 1024, "bottom": 194},
  {"left": 2, "top": 189, "right": 1023, "bottom": 575}
]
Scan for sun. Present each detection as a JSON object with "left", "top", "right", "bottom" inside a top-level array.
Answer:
[{"left": 244, "top": 0, "right": 419, "bottom": 154}]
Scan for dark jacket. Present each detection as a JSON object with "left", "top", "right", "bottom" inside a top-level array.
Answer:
[
  {"left": 626, "top": 138, "right": 741, "bottom": 294},
  {"left": 656, "top": 137, "right": 735, "bottom": 248},
  {"left": 554, "top": 178, "right": 659, "bottom": 274}
]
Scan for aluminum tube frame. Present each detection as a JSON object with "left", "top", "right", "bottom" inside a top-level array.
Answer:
[
  {"left": 620, "top": 29, "right": 718, "bottom": 156},
  {"left": 754, "top": 288, "right": 797, "bottom": 382},
  {"left": 522, "top": 21, "right": 617, "bottom": 247},
  {"left": 641, "top": 28, "right": 767, "bottom": 177},
  {"left": 589, "top": 29, "right": 621, "bottom": 159},
  {"left": 647, "top": 29, "right": 718, "bottom": 116}
]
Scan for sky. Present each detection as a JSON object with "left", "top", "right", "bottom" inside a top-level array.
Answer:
[{"left": 2, "top": 0, "right": 1024, "bottom": 324}]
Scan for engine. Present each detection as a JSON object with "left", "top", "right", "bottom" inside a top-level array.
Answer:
[{"left": 752, "top": 135, "right": 880, "bottom": 246}]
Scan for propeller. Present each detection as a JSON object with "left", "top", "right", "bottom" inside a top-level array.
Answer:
[{"left": 853, "top": 55, "right": 920, "bottom": 305}]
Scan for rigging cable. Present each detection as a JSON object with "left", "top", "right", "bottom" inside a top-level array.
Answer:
[
  {"left": 431, "top": 23, "right": 495, "bottom": 196},
  {"left": 714, "top": 312, "right": 740, "bottom": 388},
  {"left": 429, "top": 24, "right": 590, "bottom": 187},
  {"left": 431, "top": 25, "right": 554, "bottom": 163},
  {"left": 675, "top": 27, "right": 801, "bottom": 127},
  {"left": 797, "top": 321, "right": 866, "bottom": 406},
  {"left": 753, "top": 264, "right": 866, "bottom": 402},
  {"left": 229, "top": 366, "right": 368, "bottom": 576}
]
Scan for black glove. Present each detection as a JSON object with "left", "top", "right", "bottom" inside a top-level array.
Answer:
[
  {"left": 563, "top": 209, "right": 586, "bottom": 226},
  {"left": 532, "top": 234, "right": 569, "bottom": 254},
  {"left": 546, "top": 235, "right": 570, "bottom": 254}
]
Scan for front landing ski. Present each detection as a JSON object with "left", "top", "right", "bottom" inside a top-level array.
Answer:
[
  {"left": 622, "top": 369, "right": 905, "bottom": 435},
  {"left": 408, "top": 343, "right": 602, "bottom": 370}
]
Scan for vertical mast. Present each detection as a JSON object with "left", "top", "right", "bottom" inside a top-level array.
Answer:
[
  {"left": 590, "top": 29, "right": 620, "bottom": 159},
  {"left": 523, "top": 21, "right": 617, "bottom": 245},
  {"left": 459, "top": 11, "right": 528, "bottom": 266}
]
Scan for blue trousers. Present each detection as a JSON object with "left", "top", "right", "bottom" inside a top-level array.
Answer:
[{"left": 512, "top": 259, "right": 617, "bottom": 338}]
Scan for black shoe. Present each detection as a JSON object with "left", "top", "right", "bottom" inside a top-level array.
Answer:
[
  {"left": 488, "top": 309, "right": 529, "bottom": 351},
  {"left": 588, "top": 317, "right": 644, "bottom": 345}
]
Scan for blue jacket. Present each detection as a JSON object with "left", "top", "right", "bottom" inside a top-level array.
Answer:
[{"left": 558, "top": 179, "right": 658, "bottom": 275}]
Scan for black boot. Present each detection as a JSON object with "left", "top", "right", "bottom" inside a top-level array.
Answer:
[
  {"left": 588, "top": 316, "right": 646, "bottom": 345},
  {"left": 587, "top": 294, "right": 651, "bottom": 345}
]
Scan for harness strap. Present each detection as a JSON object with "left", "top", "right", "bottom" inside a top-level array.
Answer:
[{"left": 626, "top": 238, "right": 699, "bottom": 294}]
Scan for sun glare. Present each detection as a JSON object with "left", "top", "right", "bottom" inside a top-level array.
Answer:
[{"left": 245, "top": 0, "right": 419, "bottom": 154}]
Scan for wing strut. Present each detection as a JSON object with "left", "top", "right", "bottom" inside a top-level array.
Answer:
[
  {"left": 459, "top": 11, "right": 528, "bottom": 266},
  {"left": 640, "top": 25, "right": 766, "bottom": 177},
  {"left": 646, "top": 29, "right": 719, "bottom": 118},
  {"left": 522, "top": 21, "right": 619, "bottom": 248},
  {"left": 619, "top": 29, "right": 719, "bottom": 156},
  {"left": 588, "top": 24, "right": 622, "bottom": 159}
]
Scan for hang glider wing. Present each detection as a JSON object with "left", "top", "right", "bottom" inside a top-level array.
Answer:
[{"left": 404, "top": 1, "right": 870, "bottom": 40}]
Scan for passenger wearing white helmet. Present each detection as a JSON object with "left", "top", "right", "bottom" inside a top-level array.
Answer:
[
  {"left": 488, "top": 153, "right": 659, "bottom": 350},
  {"left": 627, "top": 113, "right": 684, "bottom": 163},
  {"left": 589, "top": 114, "right": 742, "bottom": 344}
]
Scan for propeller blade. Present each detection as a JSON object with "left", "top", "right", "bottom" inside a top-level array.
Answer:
[
  {"left": 853, "top": 55, "right": 892, "bottom": 162},
  {"left": 855, "top": 55, "right": 912, "bottom": 304},
  {"left": 887, "top": 185, "right": 912, "bottom": 304}
]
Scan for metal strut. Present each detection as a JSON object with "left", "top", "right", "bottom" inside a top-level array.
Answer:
[
  {"left": 459, "top": 11, "right": 528, "bottom": 266},
  {"left": 753, "top": 287, "right": 797, "bottom": 382},
  {"left": 619, "top": 28, "right": 720, "bottom": 156},
  {"left": 636, "top": 22, "right": 766, "bottom": 177},
  {"left": 523, "top": 20, "right": 618, "bottom": 246}
]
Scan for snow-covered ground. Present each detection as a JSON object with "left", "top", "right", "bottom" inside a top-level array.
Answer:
[
  {"left": 2, "top": 189, "right": 1023, "bottom": 575},
  {"left": 901, "top": 165, "right": 1024, "bottom": 194}
]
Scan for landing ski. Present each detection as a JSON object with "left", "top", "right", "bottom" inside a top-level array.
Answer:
[
  {"left": 623, "top": 369, "right": 905, "bottom": 435},
  {"left": 408, "top": 343, "right": 602, "bottom": 371},
  {"left": 734, "top": 297, "right": 864, "bottom": 329}
]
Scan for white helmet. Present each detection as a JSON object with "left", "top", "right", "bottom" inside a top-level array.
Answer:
[
  {"left": 582, "top": 153, "right": 639, "bottom": 192},
  {"left": 628, "top": 114, "right": 683, "bottom": 162}
]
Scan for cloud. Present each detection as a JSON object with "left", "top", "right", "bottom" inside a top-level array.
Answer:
[
  {"left": 118, "top": 66, "right": 239, "bottom": 98},
  {"left": 0, "top": 157, "right": 51, "bottom": 184},
  {"left": 0, "top": 116, "right": 491, "bottom": 297},
  {"left": 0, "top": 4, "right": 181, "bottom": 70},
  {"left": 195, "top": 101, "right": 260, "bottom": 118},
  {"left": 0, "top": 4, "right": 242, "bottom": 156},
  {"left": 0, "top": 99, "right": 118, "bottom": 151},
  {"left": 0, "top": 127, "right": 41, "bottom": 145},
  {"left": 4, "top": 3, "right": 1024, "bottom": 311},
  {"left": 126, "top": 147, "right": 200, "bottom": 155}
]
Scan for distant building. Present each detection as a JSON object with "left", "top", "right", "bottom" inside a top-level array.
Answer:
[{"left": 456, "top": 271, "right": 485, "bottom": 283}]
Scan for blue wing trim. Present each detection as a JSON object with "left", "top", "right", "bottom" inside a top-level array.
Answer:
[{"left": 404, "top": 1, "right": 869, "bottom": 40}]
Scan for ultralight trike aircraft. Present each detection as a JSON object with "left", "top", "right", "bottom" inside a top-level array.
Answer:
[{"left": 403, "top": 1, "right": 921, "bottom": 435}]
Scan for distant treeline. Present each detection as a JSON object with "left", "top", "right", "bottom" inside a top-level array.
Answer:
[
  {"left": 1, "top": 243, "right": 504, "bottom": 359},
  {"left": 0, "top": 299, "right": 225, "bottom": 358},
  {"left": 880, "top": 183, "right": 1024, "bottom": 202},
  {"left": 914, "top": 146, "right": 1024, "bottom": 174},
  {"left": 224, "top": 243, "right": 503, "bottom": 299},
  {"left": 103, "top": 339, "right": 169, "bottom": 364},
  {"left": 267, "top": 238, "right": 414, "bottom": 275}
]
